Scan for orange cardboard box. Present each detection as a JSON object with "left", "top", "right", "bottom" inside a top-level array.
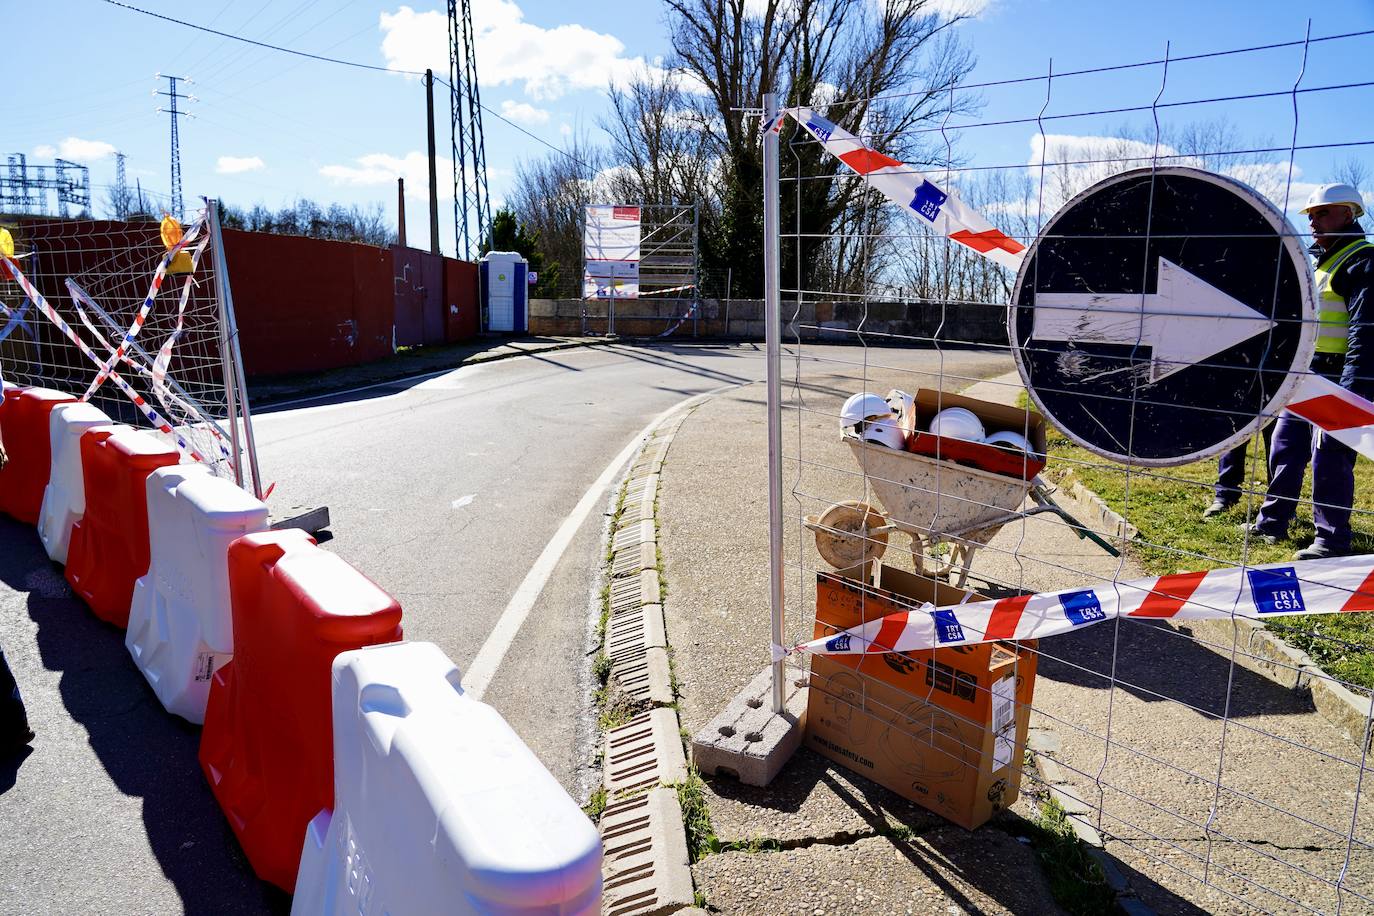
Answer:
[{"left": 805, "top": 563, "right": 1036, "bottom": 829}]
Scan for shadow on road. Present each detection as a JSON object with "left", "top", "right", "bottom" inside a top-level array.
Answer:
[
  {"left": 1035, "top": 614, "right": 1320, "bottom": 720},
  {"left": 0, "top": 516, "right": 287, "bottom": 915}
]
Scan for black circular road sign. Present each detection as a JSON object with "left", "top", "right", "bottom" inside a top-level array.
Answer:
[{"left": 1010, "top": 167, "right": 1315, "bottom": 466}]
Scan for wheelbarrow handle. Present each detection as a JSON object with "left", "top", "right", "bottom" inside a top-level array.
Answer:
[{"left": 1026, "top": 488, "right": 1122, "bottom": 557}]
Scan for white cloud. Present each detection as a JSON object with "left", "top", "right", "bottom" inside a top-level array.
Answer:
[
  {"left": 33, "top": 137, "right": 117, "bottom": 162},
  {"left": 319, "top": 151, "right": 454, "bottom": 199},
  {"left": 499, "top": 100, "right": 550, "bottom": 125},
  {"left": 216, "top": 155, "right": 265, "bottom": 175},
  {"left": 379, "top": 3, "right": 670, "bottom": 101},
  {"left": 559, "top": 123, "right": 573, "bottom": 137}
]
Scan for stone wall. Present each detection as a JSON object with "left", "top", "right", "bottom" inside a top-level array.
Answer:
[{"left": 527, "top": 298, "right": 1008, "bottom": 346}]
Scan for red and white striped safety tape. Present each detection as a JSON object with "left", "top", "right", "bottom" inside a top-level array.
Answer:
[
  {"left": 784, "top": 556, "right": 1374, "bottom": 659},
  {"left": 770, "top": 107, "right": 1027, "bottom": 271},
  {"left": 66, "top": 277, "right": 233, "bottom": 461},
  {"left": 0, "top": 254, "right": 208, "bottom": 463},
  {"left": 1284, "top": 373, "right": 1374, "bottom": 460},
  {"left": 80, "top": 217, "right": 202, "bottom": 401}
]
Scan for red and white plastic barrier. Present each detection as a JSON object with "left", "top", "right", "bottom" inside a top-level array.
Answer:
[
  {"left": 790, "top": 555, "right": 1374, "bottom": 658},
  {"left": 64, "top": 428, "right": 180, "bottom": 628},
  {"left": 200, "top": 529, "right": 404, "bottom": 892},
  {"left": 126, "top": 465, "right": 270, "bottom": 724},
  {"left": 38, "top": 403, "right": 117, "bottom": 564},
  {"left": 0, "top": 386, "right": 76, "bottom": 524},
  {"left": 293, "top": 641, "right": 602, "bottom": 916}
]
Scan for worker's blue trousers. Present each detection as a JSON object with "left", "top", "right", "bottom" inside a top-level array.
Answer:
[{"left": 1254, "top": 413, "right": 1357, "bottom": 551}]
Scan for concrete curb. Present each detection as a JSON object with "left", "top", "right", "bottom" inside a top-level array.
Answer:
[
  {"left": 593, "top": 403, "right": 702, "bottom": 916},
  {"left": 1059, "top": 471, "right": 1138, "bottom": 543}
]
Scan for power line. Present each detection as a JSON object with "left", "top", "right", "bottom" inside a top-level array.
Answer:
[
  {"left": 101, "top": 0, "right": 428, "bottom": 77},
  {"left": 101, "top": 0, "right": 596, "bottom": 171}
]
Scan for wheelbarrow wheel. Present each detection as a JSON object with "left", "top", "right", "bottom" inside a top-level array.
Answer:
[{"left": 807, "top": 500, "right": 889, "bottom": 569}]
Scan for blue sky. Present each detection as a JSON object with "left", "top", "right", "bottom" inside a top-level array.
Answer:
[{"left": 9, "top": 0, "right": 1374, "bottom": 256}]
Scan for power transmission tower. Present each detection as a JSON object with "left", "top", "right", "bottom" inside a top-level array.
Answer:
[
  {"left": 447, "top": 0, "right": 490, "bottom": 260},
  {"left": 155, "top": 74, "right": 195, "bottom": 221},
  {"left": 113, "top": 152, "right": 131, "bottom": 219}
]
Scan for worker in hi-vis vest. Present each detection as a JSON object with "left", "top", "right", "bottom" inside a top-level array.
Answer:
[{"left": 1238, "top": 183, "right": 1374, "bottom": 559}]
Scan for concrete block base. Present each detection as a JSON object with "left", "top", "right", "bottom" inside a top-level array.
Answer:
[{"left": 690, "top": 664, "right": 807, "bottom": 787}]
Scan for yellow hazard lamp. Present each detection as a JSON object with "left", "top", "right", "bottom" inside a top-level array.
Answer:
[
  {"left": 160, "top": 215, "right": 195, "bottom": 274},
  {"left": 0, "top": 227, "right": 13, "bottom": 281}
]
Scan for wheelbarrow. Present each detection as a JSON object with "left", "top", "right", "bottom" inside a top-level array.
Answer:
[{"left": 805, "top": 434, "right": 1119, "bottom": 588}]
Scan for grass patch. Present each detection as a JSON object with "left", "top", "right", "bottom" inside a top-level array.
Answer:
[
  {"left": 678, "top": 770, "right": 719, "bottom": 862},
  {"left": 1025, "top": 393, "right": 1374, "bottom": 690},
  {"left": 1024, "top": 796, "right": 1116, "bottom": 916},
  {"left": 582, "top": 786, "right": 607, "bottom": 822},
  {"left": 593, "top": 652, "right": 612, "bottom": 685}
]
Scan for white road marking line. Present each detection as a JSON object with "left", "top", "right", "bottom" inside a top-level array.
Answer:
[
  {"left": 451, "top": 494, "right": 476, "bottom": 509},
  {"left": 460, "top": 383, "right": 740, "bottom": 701}
]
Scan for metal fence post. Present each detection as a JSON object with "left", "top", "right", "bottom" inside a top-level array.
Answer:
[
  {"left": 208, "top": 199, "right": 264, "bottom": 500},
  {"left": 763, "top": 92, "right": 785, "bottom": 714}
]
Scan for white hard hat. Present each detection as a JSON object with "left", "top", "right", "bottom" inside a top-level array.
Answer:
[
  {"left": 927, "top": 407, "right": 985, "bottom": 443},
  {"left": 984, "top": 430, "right": 1038, "bottom": 457},
  {"left": 1300, "top": 183, "right": 1365, "bottom": 218},
  {"left": 840, "top": 392, "right": 894, "bottom": 427},
  {"left": 861, "top": 417, "right": 908, "bottom": 450}
]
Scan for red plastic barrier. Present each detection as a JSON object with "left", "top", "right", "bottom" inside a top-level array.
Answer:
[
  {"left": 199, "top": 528, "right": 403, "bottom": 892},
  {"left": 64, "top": 429, "right": 179, "bottom": 627},
  {"left": 0, "top": 387, "right": 76, "bottom": 523}
]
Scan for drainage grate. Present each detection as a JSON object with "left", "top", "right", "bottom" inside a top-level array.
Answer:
[
  {"left": 604, "top": 707, "right": 688, "bottom": 796},
  {"left": 600, "top": 787, "right": 694, "bottom": 916},
  {"left": 611, "top": 543, "right": 656, "bottom": 579}
]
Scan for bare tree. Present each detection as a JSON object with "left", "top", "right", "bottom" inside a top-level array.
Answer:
[
  {"left": 506, "top": 134, "right": 607, "bottom": 297},
  {"left": 649, "top": 0, "right": 979, "bottom": 296},
  {"left": 1334, "top": 157, "right": 1371, "bottom": 196}
]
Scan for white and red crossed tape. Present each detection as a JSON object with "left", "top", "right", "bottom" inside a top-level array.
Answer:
[
  {"left": 785, "top": 556, "right": 1374, "bottom": 659},
  {"left": 0, "top": 251, "right": 209, "bottom": 463},
  {"left": 768, "top": 107, "right": 1027, "bottom": 271}
]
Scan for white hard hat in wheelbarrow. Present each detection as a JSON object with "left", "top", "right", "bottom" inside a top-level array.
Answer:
[
  {"left": 861, "top": 417, "right": 908, "bottom": 450},
  {"left": 984, "top": 430, "right": 1043, "bottom": 459},
  {"left": 927, "top": 407, "right": 985, "bottom": 443},
  {"left": 840, "top": 392, "right": 894, "bottom": 430}
]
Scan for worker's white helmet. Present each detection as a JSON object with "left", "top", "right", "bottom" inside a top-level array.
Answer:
[
  {"left": 861, "top": 417, "right": 908, "bottom": 450},
  {"left": 840, "top": 392, "right": 894, "bottom": 428},
  {"left": 1300, "top": 183, "right": 1365, "bottom": 219},
  {"left": 927, "top": 407, "right": 985, "bottom": 443},
  {"left": 984, "top": 430, "right": 1038, "bottom": 457}
]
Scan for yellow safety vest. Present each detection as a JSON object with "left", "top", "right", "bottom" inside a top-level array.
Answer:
[{"left": 1314, "top": 238, "right": 1374, "bottom": 354}]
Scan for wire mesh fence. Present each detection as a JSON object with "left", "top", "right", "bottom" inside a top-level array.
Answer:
[
  {"left": 770, "top": 24, "right": 1374, "bottom": 916},
  {"left": 0, "top": 201, "right": 257, "bottom": 490}
]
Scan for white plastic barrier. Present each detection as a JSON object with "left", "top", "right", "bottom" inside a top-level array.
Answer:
[
  {"left": 126, "top": 465, "right": 270, "bottom": 724},
  {"left": 37, "top": 403, "right": 116, "bottom": 563},
  {"left": 292, "top": 641, "right": 603, "bottom": 916}
]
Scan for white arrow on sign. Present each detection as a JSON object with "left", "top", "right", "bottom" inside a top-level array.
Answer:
[{"left": 1033, "top": 257, "right": 1276, "bottom": 383}]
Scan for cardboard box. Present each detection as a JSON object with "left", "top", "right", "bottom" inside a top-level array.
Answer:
[
  {"left": 804, "top": 564, "right": 1036, "bottom": 829},
  {"left": 906, "top": 388, "right": 1047, "bottom": 481}
]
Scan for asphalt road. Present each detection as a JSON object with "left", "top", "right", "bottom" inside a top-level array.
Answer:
[{"left": 0, "top": 342, "right": 1007, "bottom": 914}]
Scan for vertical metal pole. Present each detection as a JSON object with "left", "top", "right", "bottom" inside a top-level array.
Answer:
[
  {"left": 208, "top": 199, "right": 264, "bottom": 500},
  {"left": 209, "top": 200, "right": 243, "bottom": 489},
  {"left": 425, "top": 68, "right": 441, "bottom": 256},
  {"left": 763, "top": 92, "right": 785, "bottom": 714},
  {"left": 397, "top": 177, "right": 407, "bottom": 248}
]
